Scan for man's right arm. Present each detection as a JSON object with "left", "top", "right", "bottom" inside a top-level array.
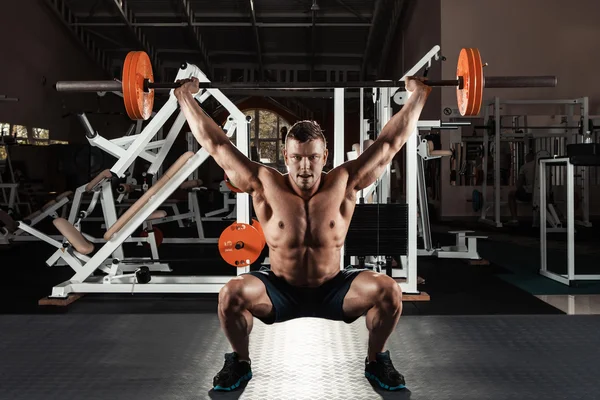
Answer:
[{"left": 175, "top": 80, "right": 262, "bottom": 195}]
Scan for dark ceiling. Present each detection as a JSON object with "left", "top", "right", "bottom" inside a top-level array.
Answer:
[
  {"left": 51, "top": 0, "right": 412, "bottom": 79},
  {"left": 45, "top": 0, "right": 414, "bottom": 118}
]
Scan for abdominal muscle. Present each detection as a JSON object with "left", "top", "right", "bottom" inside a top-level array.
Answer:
[{"left": 267, "top": 246, "right": 342, "bottom": 287}]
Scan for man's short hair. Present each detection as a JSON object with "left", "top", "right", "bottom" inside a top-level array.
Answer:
[{"left": 285, "top": 120, "right": 327, "bottom": 147}]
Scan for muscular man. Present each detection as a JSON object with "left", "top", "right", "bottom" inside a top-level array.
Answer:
[
  {"left": 508, "top": 152, "right": 536, "bottom": 225},
  {"left": 174, "top": 78, "right": 431, "bottom": 392}
]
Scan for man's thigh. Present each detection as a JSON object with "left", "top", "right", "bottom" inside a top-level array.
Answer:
[
  {"left": 313, "top": 268, "right": 371, "bottom": 323},
  {"left": 243, "top": 269, "right": 304, "bottom": 324},
  {"left": 340, "top": 269, "right": 395, "bottom": 322},
  {"left": 235, "top": 273, "right": 275, "bottom": 322}
]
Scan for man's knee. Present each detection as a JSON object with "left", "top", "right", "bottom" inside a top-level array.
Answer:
[
  {"left": 219, "top": 278, "right": 248, "bottom": 312},
  {"left": 373, "top": 275, "right": 402, "bottom": 310}
]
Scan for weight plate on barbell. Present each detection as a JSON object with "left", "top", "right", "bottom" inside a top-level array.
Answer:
[
  {"left": 122, "top": 51, "right": 154, "bottom": 120},
  {"left": 456, "top": 48, "right": 484, "bottom": 117}
]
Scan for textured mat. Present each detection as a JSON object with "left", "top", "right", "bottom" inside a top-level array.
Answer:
[
  {"left": 478, "top": 241, "right": 600, "bottom": 295},
  {"left": 1, "top": 314, "right": 600, "bottom": 399}
]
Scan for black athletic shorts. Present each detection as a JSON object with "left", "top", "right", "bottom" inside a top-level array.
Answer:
[
  {"left": 244, "top": 266, "right": 368, "bottom": 325},
  {"left": 516, "top": 187, "right": 532, "bottom": 202}
]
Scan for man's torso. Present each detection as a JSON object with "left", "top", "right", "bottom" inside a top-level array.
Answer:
[
  {"left": 520, "top": 161, "right": 536, "bottom": 193},
  {"left": 252, "top": 168, "right": 355, "bottom": 287}
]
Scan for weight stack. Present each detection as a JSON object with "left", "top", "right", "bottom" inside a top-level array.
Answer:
[{"left": 345, "top": 204, "right": 408, "bottom": 257}]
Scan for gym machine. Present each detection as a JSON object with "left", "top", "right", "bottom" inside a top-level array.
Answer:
[
  {"left": 477, "top": 97, "right": 592, "bottom": 228},
  {"left": 64, "top": 68, "right": 247, "bottom": 246},
  {"left": 539, "top": 142, "right": 600, "bottom": 286},
  {"left": 30, "top": 45, "right": 556, "bottom": 299}
]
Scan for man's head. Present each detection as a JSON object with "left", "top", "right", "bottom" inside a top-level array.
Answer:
[
  {"left": 283, "top": 120, "right": 328, "bottom": 191},
  {"left": 525, "top": 152, "right": 535, "bottom": 163}
]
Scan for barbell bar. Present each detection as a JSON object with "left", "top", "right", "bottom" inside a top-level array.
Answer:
[
  {"left": 54, "top": 48, "right": 558, "bottom": 120},
  {"left": 55, "top": 76, "right": 557, "bottom": 92}
]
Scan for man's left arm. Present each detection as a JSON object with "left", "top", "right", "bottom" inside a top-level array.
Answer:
[{"left": 343, "top": 79, "right": 431, "bottom": 192}]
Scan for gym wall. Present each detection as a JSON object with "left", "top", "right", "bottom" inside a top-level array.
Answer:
[
  {"left": 387, "top": 0, "right": 442, "bottom": 121},
  {"left": 0, "top": 0, "right": 130, "bottom": 144},
  {"left": 440, "top": 0, "right": 600, "bottom": 115},
  {"left": 438, "top": 0, "right": 600, "bottom": 218}
]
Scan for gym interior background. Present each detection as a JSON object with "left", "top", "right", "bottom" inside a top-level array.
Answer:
[{"left": 1, "top": 0, "right": 600, "bottom": 399}]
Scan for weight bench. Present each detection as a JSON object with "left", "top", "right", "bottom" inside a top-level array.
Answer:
[
  {"left": 143, "top": 179, "right": 219, "bottom": 244},
  {"left": 414, "top": 136, "right": 488, "bottom": 264},
  {"left": 417, "top": 138, "right": 452, "bottom": 160},
  {"left": 36, "top": 169, "right": 169, "bottom": 272},
  {"left": 9, "top": 191, "right": 73, "bottom": 241},
  {"left": 203, "top": 180, "right": 238, "bottom": 220},
  {"left": 435, "top": 230, "right": 488, "bottom": 264},
  {"left": 34, "top": 148, "right": 243, "bottom": 301}
]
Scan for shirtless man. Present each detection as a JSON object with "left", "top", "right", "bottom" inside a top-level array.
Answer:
[{"left": 174, "top": 77, "right": 431, "bottom": 392}]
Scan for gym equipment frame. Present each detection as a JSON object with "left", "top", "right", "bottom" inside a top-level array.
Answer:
[
  {"left": 539, "top": 156, "right": 599, "bottom": 286},
  {"left": 478, "top": 97, "right": 591, "bottom": 228},
  {"left": 34, "top": 44, "right": 553, "bottom": 300}
]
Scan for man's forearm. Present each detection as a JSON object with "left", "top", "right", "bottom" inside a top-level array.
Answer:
[
  {"left": 176, "top": 91, "right": 228, "bottom": 152},
  {"left": 379, "top": 87, "right": 431, "bottom": 149}
]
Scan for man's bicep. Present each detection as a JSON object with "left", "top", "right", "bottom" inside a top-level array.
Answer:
[{"left": 343, "top": 158, "right": 385, "bottom": 193}]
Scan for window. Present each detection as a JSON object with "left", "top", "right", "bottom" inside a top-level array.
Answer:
[
  {"left": 31, "top": 127, "right": 51, "bottom": 145},
  {"left": 242, "top": 109, "right": 291, "bottom": 166},
  {"left": 0, "top": 123, "right": 9, "bottom": 138},
  {"left": 12, "top": 125, "right": 29, "bottom": 144},
  {"left": 0, "top": 122, "right": 68, "bottom": 146},
  {"left": 0, "top": 145, "right": 6, "bottom": 161}
]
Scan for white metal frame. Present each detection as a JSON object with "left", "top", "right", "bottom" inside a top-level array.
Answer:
[
  {"left": 9, "top": 194, "right": 71, "bottom": 241},
  {"left": 415, "top": 129, "right": 487, "bottom": 261},
  {"left": 0, "top": 183, "right": 19, "bottom": 214},
  {"left": 0, "top": 144, "right": 31, "bottom": 216},
  {"left": 77, "top": 63, "right": 247, "bottom": 245},
  {"left": 42, "top": 177, "right": 170, "bottom": 272},
  {"left": 354, "top": 45, "right": 441, "bottom": 295},
  {"left": 30, "top": 151, "right": 231, "bottom": 297},
  {"left": 539, "top": 157, "right": 600, "bottom": 285},
  {"left": 33, "top": 48, "right": 445, "bottom": 298},
  {"left": 32, "top": 62, "right": 251, "bottom": 298}
]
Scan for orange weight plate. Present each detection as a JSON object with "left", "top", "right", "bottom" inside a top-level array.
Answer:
[
  {"left": 456, "top": 48, "right": 484, "bottom": 116},
  {"left": 252, "top": 218, "right": 266, "bottom": 249},
  {"left": 219, "top": 222, "right": 263, "bottom": 267},
  {"left": 224, "top": 172, "right": 243, "bottom": 193},
  {"left": 122, "top": 51, "right": 155, "bottom": 120}
]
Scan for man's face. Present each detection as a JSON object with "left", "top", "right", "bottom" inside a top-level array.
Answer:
[{"left": 284, "top": 139, "right": 328, "bottom": 191}]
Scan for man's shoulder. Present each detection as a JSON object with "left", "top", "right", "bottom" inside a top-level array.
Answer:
[{"left": 524, "top": 161, "right": 536, "bottom": 170}]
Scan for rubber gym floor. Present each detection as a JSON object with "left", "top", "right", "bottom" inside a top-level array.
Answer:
[{"left": 1, "top": 219, "right": 600, "bottom": 399}]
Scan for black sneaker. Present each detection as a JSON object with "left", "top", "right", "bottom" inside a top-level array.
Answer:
[
  {"left": 212, "top": 352, "right": 253, "bottom": 391},
  {"left": 364, "top": 350, "right": 406, "bottom": 390}
]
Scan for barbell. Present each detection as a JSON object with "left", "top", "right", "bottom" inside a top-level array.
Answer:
[{"left": 54, "top": 48, "right": 557, "bottom": 120}]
